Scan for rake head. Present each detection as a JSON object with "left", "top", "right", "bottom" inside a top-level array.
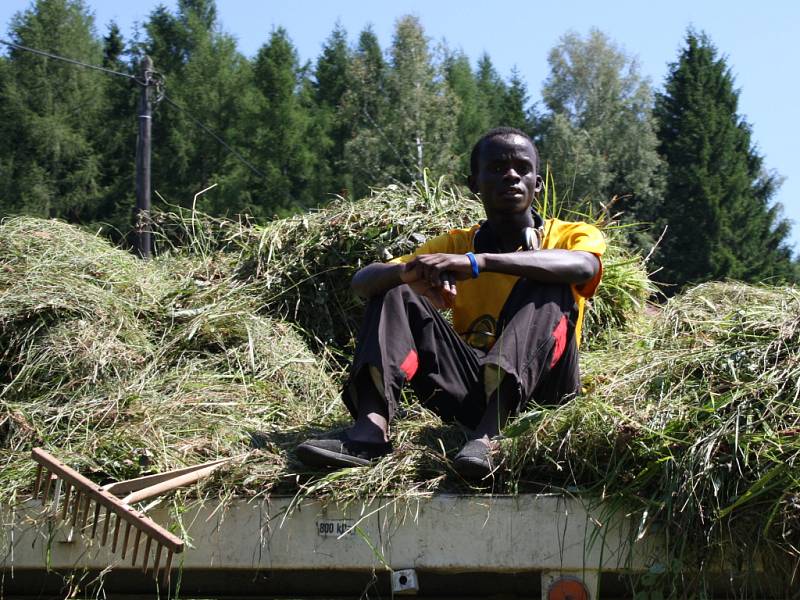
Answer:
[{"left": 31, "top": 447, "right": 183, "bottom": 586}]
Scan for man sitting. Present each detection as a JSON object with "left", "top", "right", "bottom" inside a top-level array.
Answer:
[{"left": 297, "top": 127, "right": 605, "bottom": 480}]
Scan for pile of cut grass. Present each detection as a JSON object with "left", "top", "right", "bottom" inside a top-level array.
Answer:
[
  {"left": 579, "top": 225, "right": 658, "bottom": 349},
  {"left": 0, "top": 183, "right": 652, "bottom": 503},
  {"left": 229, "top": 183, "right": 486, "bottom": 353},
  {"left": 503, "top": 282, "right": 800, "bottom": 581},
  {"left": 0, "top": 216, "right": 345, "bottom": 506}
]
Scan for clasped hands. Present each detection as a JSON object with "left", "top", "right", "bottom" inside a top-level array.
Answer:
[{"left": 399, "top": 253, "right": 476, "bottom": 309}]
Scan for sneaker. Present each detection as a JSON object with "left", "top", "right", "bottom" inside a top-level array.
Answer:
[
  {"left": 295, "top": 430, "right": 393, "bottom": 468},
  {"left": 453, "top": 438, "right": 497, "bottom": 480}
]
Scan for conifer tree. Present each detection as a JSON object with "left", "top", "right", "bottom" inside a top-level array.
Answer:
[
  {"left": 447, "top": 55, "right": 533, "bottom": 174},
  {"left": 0, "top": 53, "right": 12, "bottom": 211},
  {"left": 310, "top": 23, "right": 352, "bottom": 200},
  {"left": 654, "top": 31, "right": 796, "bottom": 287},
  {"left": 475, "top": 53, "right": 506, "bottom": 127},
  {"left": 93, "top": 22, "right": 138, "bottom": 237},
  {"left": 444, "top": 51, "right": 488, "bottom": 176},
  {"left": 382, "top": 16, "right": 456, "bottom": 182},
  {"left": 0, "top": 0, "right": 106, "bottom": 221},
  {"left": 250, "top": 27, "right": 315, "bottom": 212},
  {"left": 142, "top": 0, "right": 255, "bottom": 213},
  {"left": 103, "top": 22, "right": 125, "bottom": 65},
  {"left": 498, "top": 67, "right": 531, "bottom": 132},
  {"left": 341, "top": 26, "right": 389, "bottom": 198},
  {"left": 314, "top": 24, "right": 350, "bottom": 109}
]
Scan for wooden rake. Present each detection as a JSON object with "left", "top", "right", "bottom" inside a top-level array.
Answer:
[{"left": 31, "top": 447, "right": 237, "bottom": 586}]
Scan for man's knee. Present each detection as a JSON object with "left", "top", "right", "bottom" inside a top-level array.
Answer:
[
  {"left": 368, "top": 283, "right": 408, "bottom": 303},
  {"left": 369, "top": 284, "right": 427, "bottom": 312},
  {"left": 386, "top": 283, "right": 415, "bottom": 300}
]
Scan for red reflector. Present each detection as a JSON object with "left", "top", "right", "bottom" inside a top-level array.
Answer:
[{"left": 548, "top": 577, "right": 588, "bottom": 600}]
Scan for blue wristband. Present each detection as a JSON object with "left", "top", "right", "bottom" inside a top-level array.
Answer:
[{"left": 465, "top": 252, "right": 479, "bottom": 278}]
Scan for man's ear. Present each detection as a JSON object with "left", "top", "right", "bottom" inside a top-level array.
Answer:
[
  {"left": 534, "top": 174, "right": 544, "bottom": 195},
  {"left": 467, "top": 174, "right": 478, "bottom": 194}
]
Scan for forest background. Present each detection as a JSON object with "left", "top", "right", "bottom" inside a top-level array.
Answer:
[{"left": 0, "top": 0, "right": 798, "bottom": 289}]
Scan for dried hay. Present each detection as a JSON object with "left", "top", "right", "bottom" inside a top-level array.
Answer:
[
  {"left": 0, "top": 216, "right": 342, "bottom": 505},
  {"left": 503, "top": 281, "right": 800, "bottom": 579},
  {"left": 0, "top": 185, "right": 658, "bottom": 507}
]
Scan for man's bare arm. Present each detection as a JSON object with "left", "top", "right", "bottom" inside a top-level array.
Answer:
[
  {"left": 351, "top": 262, "right": 456, "bottom": 308},
  {"left": 408, "top": 250, "right": 600, "bottom": 288},
  {"left": 351, "top": 262, "right": 409, "bottom": 298},
  {"left": 479, "top": 250, "right": 599, "bottom": 284}
]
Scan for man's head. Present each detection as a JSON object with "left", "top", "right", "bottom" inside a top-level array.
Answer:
[
  {"left": 469, "top": 127, "right": 539, "bottom": 178},
  {"left": 468, "top": 127, "right": 543, "bottom": 220}
]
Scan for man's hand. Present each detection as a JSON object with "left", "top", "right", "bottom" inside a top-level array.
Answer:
[
  {"left": 407, "top": 253, "right": 474, "bottom": 286},
  {"left": 406, "top": 253, "right": 473, "bottom": 286},
  {"left": 403, "top": 253, "right": 477, "bottom": 309},
  {"left": 351, "top": 260, "right": 459, "bottom": 304},
  {"left": 401, "top": 262, "right": 456, "bottom": 309}
]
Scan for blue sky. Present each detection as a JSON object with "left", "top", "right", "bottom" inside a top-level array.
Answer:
[{"left": 2, "top": 0, "right": 798, "bottom": 254}]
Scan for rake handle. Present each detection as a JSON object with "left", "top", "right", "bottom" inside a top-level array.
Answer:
[
  {"left": 103, "top": 456, "right": 236, "bottom": 497},
  {"left": 121, "top": 461, "right": 227, "bottom": 505}
]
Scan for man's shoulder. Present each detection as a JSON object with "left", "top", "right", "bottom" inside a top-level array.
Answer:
[
  {"left": 425, "top": 224, "right": 480, "bottom": 249},
  {"left": 544, "top": 217, "right": 601, "bottom": 234},
  {"left": 543, "top": 218, "right": 605, "bottom": 253},
  {"left": 544, "top": 216, "right": 592, "bottom": 227}
]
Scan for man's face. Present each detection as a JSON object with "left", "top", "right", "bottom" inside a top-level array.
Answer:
[{"left": 468, "top": 134, "right": 542, "bottom": 218}]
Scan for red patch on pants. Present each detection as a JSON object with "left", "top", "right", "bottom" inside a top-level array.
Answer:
[
  {"left": 550, "top": 315, "right": 568, "bottom": 369},
  {"left": 400, "top": 350, "right": 419, "bottom": 380}
]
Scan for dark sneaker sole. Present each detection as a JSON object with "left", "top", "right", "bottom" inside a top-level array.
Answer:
[
  {"left": 453, "top": 456, "right": 493, "bottom": 481},
  {"left": 295, "top": 443, "right": 373, "bottom": 468}
]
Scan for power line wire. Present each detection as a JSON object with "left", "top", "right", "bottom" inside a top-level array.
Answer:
[
  {"left": 0, "top": 38, "right": 137, "bottom": 81},
  {"left": 1, "top": 37, "right": 266, "bottom": 181},
  {"left": 162, "top": 94, "right": 268, "bottom": 181}
]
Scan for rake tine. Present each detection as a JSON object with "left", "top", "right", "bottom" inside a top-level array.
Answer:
[
  {"left": 142, "top": 536, "right": 153, "bottom": 574},
  {"left": 79, "top": 495, "right": 91, "bottom": 529},
  {"left": 132, "top": 529, "right": 143, "bottom": 567},
  {"left": 153, "top": 544, "right": 163, "bottom": 581},
  {"left": 51, "top": 478, "right": 63, "bottom": 515},
  {"left": 33, "top": 464, "right": 43, "bottom": 499},
  {"left": 90, "top": 502, "right": 102, "bottom": 538},
  {"left": 162, "top": 550, "right": 174, "bottom": 587},
  {"left": 70, "top": 492, "right": 82, "bottom": 527},
  {"left": 111, "top": 514, "right": 122, "bottom": 553},
  {"left": 60, "top": 482, "right": 72, "bottom": 520},
  {"left": 121, "top": 522, "right": 132, "bottom": 560},
  {"left": 41, "top": 472, "right": 53, "bottom": 503},
  {"left": 101, "top": 507, "right": 111, "bottom": 546}
]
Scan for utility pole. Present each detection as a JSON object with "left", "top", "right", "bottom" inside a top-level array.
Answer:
[{"left": 134, "top": 56, "right": 153, "bottom": 259}]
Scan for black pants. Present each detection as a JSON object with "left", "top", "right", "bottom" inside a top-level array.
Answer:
[{"left": 343, "top": 280, "right": 581, "bottom": 430}]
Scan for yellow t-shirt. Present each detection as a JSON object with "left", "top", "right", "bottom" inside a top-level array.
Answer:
[{"left": 390, "top": 219, "right": 606, "bottom": 349}]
